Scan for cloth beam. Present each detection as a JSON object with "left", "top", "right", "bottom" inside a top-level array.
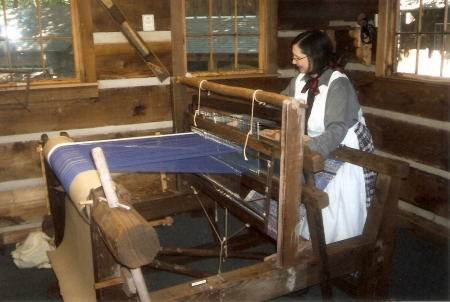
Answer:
[{"left": 46, "top": 133, "right": 241, "bottom": 197}]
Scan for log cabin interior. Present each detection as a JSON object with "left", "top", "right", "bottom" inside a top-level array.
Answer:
[{"left": 0, "top": 0, "right": 448, "bottom": 301}]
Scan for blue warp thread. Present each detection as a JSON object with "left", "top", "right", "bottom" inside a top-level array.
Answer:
[{"left": 49, "top": 133, "right": 241, "bottom": 194}]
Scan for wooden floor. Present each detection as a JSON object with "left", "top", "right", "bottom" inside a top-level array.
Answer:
[{"left": 0, "top": 213, "right": 448, "bottom": 301}]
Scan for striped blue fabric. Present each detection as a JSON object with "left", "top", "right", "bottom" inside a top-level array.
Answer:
[{"left": 48, "top": 133, "right": 241, "bottom": 194}]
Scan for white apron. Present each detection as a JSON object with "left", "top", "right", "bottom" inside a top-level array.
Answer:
[{"left": 295, "top": 72, "right": 367, "bottom": 244}]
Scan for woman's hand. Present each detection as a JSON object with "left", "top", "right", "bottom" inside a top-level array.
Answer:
[{"left": 303, "top": 135, "right": 311, "bottom": 144}]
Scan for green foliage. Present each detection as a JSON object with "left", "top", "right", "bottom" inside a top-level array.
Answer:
[{"left": 4, "top": 0, "right": 69, "bottom": 9}]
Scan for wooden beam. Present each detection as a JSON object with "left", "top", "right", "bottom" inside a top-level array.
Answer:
[
  {"left": 149, "top": 236, "right": 373, "bottom": 301},
  {"left": 91, "top": 190, "right": 160, "bottom": 269},
  {"left": 176, "top": 76, "right": 304, "bottom": 109},
  {"left": 95, "top": 0, "right": 170, "bottom": 82},
  {"left": 276, "top": 98, "right": 305, "bottom": 268}
]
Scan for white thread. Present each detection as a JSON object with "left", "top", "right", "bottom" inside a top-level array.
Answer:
[
  {"left": 194, "top": 80, "right": 208, "bottom": 126},
  {"left": 243, "top": 89, "right": 263, "bottom": 160}
]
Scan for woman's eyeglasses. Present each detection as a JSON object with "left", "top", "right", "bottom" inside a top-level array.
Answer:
[{"left": 292, "top": 55, "right": 307, "bottom": 62}]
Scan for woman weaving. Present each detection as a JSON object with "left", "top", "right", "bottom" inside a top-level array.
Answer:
[{"left": 281, "top": 30, "right": 376, "bottom": 244}]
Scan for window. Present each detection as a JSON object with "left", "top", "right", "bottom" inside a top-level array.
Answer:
[
  {"left": 185, "top": 0, "right": 259, "bottom": 73},
  {"left": 172, "top": 0, "right": 277, "bottom": 77},
  {"left": 394, "top": 0, "right": 450, "bottom": 78},
  {"left": 0, "top": 0, "right": 76, "bottom": 84}
]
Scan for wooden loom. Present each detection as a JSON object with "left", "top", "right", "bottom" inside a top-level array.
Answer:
[{"left": 41, "top": 77, "right": 410, "bottom": 301}]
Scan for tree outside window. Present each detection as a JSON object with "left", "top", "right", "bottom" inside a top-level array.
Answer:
[{"left": 0, "top": 0, "right": 74, "bottom": 84}]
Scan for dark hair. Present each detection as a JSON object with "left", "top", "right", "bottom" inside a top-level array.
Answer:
[{"left": 291, "top": 30, "right": 333, "bottom": 75}]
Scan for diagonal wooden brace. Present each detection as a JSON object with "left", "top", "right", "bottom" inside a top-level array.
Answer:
[{"left": 96, "top": 0, "right": 170, "bottom": 82}]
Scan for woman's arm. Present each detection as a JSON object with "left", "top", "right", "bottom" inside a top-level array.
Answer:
[{"left": 305, "top": 77, "right": 360, "bottom": 157}]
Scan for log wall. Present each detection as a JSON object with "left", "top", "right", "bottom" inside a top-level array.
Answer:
[
  {"left": 0, "top": 0, "right": 448, "bottom": 246},
  {"left": 0, "top": 0, "right": 174, "bottom": 244},
  {"left": 276, "top": 0, "right": 450, "bottom": 244}
]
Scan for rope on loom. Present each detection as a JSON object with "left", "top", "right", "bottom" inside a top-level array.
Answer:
[
  {"left": 194, "top": 80, "right": 210, "bottom": 126},
  {"left": 243, "top": 89, "right": 265, "bottom": 160},
  {"left": 191, "top": 185, "right": 249, "bottom": 274}
]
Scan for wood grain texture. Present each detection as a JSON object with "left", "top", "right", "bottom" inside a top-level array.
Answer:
[
  {"left": 95, "top": 42, "right": 172, "bottom": 80},
  {"left": 0, "top": 186, "right": 47, "bottom": 228},
  {"left": 278, "top": 0, "right": 378, "bottom": 30},
  {"left": 0, "top": 85, "right": 171, "bottom": 136}
]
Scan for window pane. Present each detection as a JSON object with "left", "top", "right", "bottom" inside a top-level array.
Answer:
[
  {"left": 10, "top": 40, "right": 42, "bottom": 69},
  {"left": 443, "top": 35, "right": 450, "bottom": 76},
  {"left": 238, "top": 36, "right": 258, "bottom": 69},
  {"left": 398, "top": 10, "right": 418, "bottom": 32},
  {"left": 43, "top": 39, "right": 74, "bottom": 78},
  {"left": 214, "top": 15, "right": 234, "bottom": 35},
  {"left": 421, "top": 0, "right": 445, "bottom": 33},
  {"left": 396, "top": 33, "right": 417, "bottom": 74},
  {"left": 185, "top": 0, "right": 259, "bottom": 73},
  {"left": 4, "top": 2, "right": 40, "bottom": 39},
  {"left": 40, "top": 0, "right": 72, "bottom": 38},
  {"left": 0, "top": 41, "right": 8, "bottom": 69},
  {"left": 187, "top": 37, "right": 210, "bottom": 72},
  {"left": 418, "top": 34, "right": 441, "bottom": 76},
  {"left": 186, "top": 16, "right": 210, "bottom": 35},
  {"left": 214, "top": 36, "right": 235, "bottom": 71},
  {"left": 186, "top": 0, "right": 208, "bottom": 17},
  {"left": 0, "top": 0, "right": 75, "bottom": 82}
]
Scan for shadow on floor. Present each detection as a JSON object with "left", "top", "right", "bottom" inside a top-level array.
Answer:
[{"left": 0, "top": 217, "right": 448, "bottom": 301}]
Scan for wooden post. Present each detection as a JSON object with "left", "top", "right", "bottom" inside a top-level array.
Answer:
[{"left": 276, "top": 98, "right": 305, "bottom": 268}]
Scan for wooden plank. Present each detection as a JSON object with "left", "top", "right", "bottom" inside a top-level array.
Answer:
[
  {"left": 363, "top": 113, "right": 449, "bottom": 173},
  {"left": 0, "top": 225, "right": 42, "bottom": 245},
  {"left": 330, "top": 146, "right": 410, "bottom": 179},
  {"left": 73, "top": 0, "right": 97, "bottom": 83},
  {"left": 95, "top": 0, "right": 170, "bottom": 82},
  {"left": 0, "top": 83, "right": 98, "bottom": 106},
  {"left": 348, "top": 70, "right": 450, "bottom": 123},
  {"left": 396, "top": 209, "right": 450, "bottom": 246},
  {"left": 0, "top": 186, "right": 47, "bottom": 228},
  {"left": 0, "top": 141, "right": 42, "bottom": 183},
  {"left": 94, "top": 42, "right": 172, "bottom": 80},
  {"left": 399, "top": 167, "right": 449, "bottom": 219},
  {"left": 0, "top": 86, "right": 171, "bottom": 136},
  {"left": 149, "top": 236, "right": 372, "bottom": 301}
]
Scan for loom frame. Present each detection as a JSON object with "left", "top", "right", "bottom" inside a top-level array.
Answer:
[{"left": 40, "top": 77, "right": 410, "bottom": 301}]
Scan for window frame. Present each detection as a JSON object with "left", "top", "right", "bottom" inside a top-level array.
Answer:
[
  {"left": 0, "top": 0, "right": 96, "bottom": 92},
  {"left": 171, "top": 0, "right": 278, "bottom": 79},
  {"left": 376, "top": 0, "right": 450, "bottom": 83}
]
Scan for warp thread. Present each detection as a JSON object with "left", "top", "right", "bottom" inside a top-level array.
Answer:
[
  {"left": 243, "top": 89, "right": 264, "bottom": 160},
  {"left": 194, "top": 80, "right": 209, "bottom": 126}
]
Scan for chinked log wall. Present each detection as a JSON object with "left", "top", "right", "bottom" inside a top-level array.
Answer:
[
  {"left": 0, "top": 0, "right": 448, "bottom": 246},
  {"left": 277, "top": 0, "right": 449, "bottom": 244},
  {"left": 0, "top": 0, "right": 174, "bottom": 244}
]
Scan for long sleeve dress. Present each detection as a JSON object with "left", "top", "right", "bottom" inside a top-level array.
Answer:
[{"left": 281, "top": 68, "right": 376, "bottom": 244}]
